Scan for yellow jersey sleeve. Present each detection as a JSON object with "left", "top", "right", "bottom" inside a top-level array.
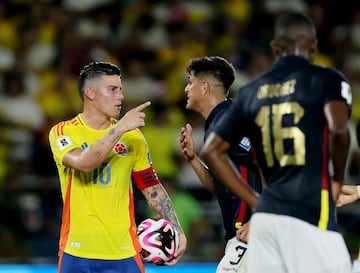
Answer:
[{"left": 48, "top": 119, "right": 82, "bottom": 168}]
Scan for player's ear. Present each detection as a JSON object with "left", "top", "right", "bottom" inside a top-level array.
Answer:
[
  {"left": 84, "top": 87, "right": 95, "bottom": 100},
  {"left": 202, "top": 80, "right": 210, "bottom": 95}
]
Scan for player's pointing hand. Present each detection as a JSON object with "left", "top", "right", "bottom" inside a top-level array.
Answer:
[{"left": 116, "top": 101, "right": 151, "bottom": 133}]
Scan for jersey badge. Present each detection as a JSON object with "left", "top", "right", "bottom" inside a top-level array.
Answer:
[
  {"left": 56, "top": 136, "right": 73, "bottom": 151},
  {"left": 114, "top": 141, "right": 128, "bottom": 157},
  {"left": 239, "top": 137, "right": 251, "bottom": 152}
]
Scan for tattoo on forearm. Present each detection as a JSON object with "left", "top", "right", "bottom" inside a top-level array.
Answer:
[
  {"left": 150, "top": 191, "right": 158, "bottom": 198},
  {"left": 108, "top": 128, "right": 120, "bottom": 145},
  {"left": 145, "top": 186, "right": 181, "bottom": 231},
  {"left": 86, "top": 128, "right": 122, "bottom": 161},
  {"left": 88, "top": 145, "right": 102, "bottom": 158}
]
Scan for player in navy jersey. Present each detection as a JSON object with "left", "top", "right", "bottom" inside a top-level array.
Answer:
[
  {"left": 201, "top": 12, "right": 352, "bottom": 273},
  {"left": 179, "top": 56, "right": 262, "bottom": 273}
]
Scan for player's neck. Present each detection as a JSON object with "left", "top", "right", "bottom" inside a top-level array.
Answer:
[
  {"left": 202, "top": 96, "right": 226, "bottom": 120},
  {"left": 80, "top": 112, "right": 111, "bottom": 130}
]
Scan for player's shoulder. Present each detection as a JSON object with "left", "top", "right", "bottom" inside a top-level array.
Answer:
[
  {"left": 121, "top": 129, "right": 149, "bottom": 152},
  {"left": 311, "top": 63, "right": 348, "bottom": 82},
  {"left": 49, "top": 115, "right": 80, "bottom": 138},
  {"left": 122, "top": 128, "right": 147, "bottom": 143},
  {"left": 124, "top": 128, "right": 143, "bottom": 137},
  {"left": 235, "top": 72, "right": 265, "bottom": 100}
]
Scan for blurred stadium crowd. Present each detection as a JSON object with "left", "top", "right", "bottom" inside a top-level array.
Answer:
[{"left": 0, "top": 0, "right": 360, "bottom": 264}]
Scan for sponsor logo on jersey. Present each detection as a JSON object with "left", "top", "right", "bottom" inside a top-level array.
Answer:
[
  {"left": 239, "top": 137, "right": 251, "bottom": 152},
  {"left": 70, "top": 242, "right": 81, "bottom": 248},
  {"left": 114, "top": 141, "right": 128, "bottom": 157},
  {"left": 56, "top": 136, "right": 73, "bottom": 151}
]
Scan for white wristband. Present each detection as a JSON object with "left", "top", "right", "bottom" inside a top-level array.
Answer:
[{"left": 356, "top": 185, "right": 360, "bottom": 200}]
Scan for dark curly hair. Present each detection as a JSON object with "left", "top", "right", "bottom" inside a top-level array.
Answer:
[
  {"left": 78, "top": 62, "right": 121, "bottom": 100},
  {"left": 186, "top": 56, "right": 235, "bottom": 93}
]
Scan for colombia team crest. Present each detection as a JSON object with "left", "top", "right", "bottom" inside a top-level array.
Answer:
[{"left": 114, "top": 141, "right": 128, "bottom": 157}]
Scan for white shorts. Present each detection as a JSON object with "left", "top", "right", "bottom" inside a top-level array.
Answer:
[
  {"left": 353, "top": 259, "right": 360, "bottom": 273},
  {"left": 216, "top": 237, "right": 248, "bottom": 273},
  {"left": 248, "top": 213, "right": 352, "bottom": 273}
]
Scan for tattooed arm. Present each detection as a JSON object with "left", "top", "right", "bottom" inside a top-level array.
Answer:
[
  {"left": 142, "top": 183, "right": 187, "bottom": 265},
  {"left": 63, "top": 102, "right": 150, "bottom": 172}
]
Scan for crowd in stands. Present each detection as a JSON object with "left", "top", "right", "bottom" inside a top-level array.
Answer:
[{"left": 0, "top": 0, "right": 360, "bottom": 263}]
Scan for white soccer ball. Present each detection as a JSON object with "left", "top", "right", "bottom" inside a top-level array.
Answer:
[{"left": 137, "top": 218, "right": 179, "bottom": 264}]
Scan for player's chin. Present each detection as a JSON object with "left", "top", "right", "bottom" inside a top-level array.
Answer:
[
  {"left": 185, "top": 102, "right": 193, "bottom": 111},
  {"left": 111, "top": 108, "right": 121, "bottom": 118}
]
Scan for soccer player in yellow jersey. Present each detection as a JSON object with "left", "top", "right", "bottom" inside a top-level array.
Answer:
[{"left": 48, "top": 61, "right": 186, "bottom": 273}]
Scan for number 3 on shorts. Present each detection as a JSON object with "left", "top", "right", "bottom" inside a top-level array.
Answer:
[{"left": 230, "top": 244, "right": 247, "bottom": 265}]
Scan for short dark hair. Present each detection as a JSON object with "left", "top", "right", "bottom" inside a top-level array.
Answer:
[
  {"left": 186, "top": 56, "right": 235, "bottom": 92},
  {"left": 274, "top": 11, "right": 316, "bottom": 39},
  {"left": 78, "top": 62, "right": 121, "bottom": 100}
]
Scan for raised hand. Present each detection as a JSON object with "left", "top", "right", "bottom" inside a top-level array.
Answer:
[
  {"left": 180, "top": 123, "right": 196, "bottom": 162},
  {"left": 116, "top": 101, "right": 151, "bottom": 132}
]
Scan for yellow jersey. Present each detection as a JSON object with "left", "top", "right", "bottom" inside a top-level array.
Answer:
[{"left": 49, "top": 114, "right": 158, "bottom": 260}]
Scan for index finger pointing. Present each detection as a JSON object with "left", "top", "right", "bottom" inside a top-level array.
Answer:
[{"left": 135, "top": 101, "right": 151, "bottom": 111}]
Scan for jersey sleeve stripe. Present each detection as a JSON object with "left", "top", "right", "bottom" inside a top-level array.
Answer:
[
  {"left": 318, "top": 126, "right": 330, "bottom": 230},
  {"left": 71, "top": 117, "right": 82, "bottom": 126},
  {"left": 59, "top": 170, "right": 73, "bottom": 254},
  {"left": 54, "top": 116, "right": 83, "bottom": 138},
  {"left": 128, "top": 189, "right": 142, "bottom": 255},
  {"left": 54, "top": 122, "right": 65, "bottom": 138},
  {"left": 236, "top": 165, "right": 249, "bottom": 228}
]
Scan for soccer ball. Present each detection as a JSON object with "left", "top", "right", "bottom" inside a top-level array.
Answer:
[{"left": 137, "top": 218, "right": 179, "bottom": 264}]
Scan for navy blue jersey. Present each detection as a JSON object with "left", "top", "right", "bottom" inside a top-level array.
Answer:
[
  {"left": 215, "top": 56, "right": 352, "bottom": 231},
  {"left": 205, "top": 100, "right": 262, "bottom": 240}
]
